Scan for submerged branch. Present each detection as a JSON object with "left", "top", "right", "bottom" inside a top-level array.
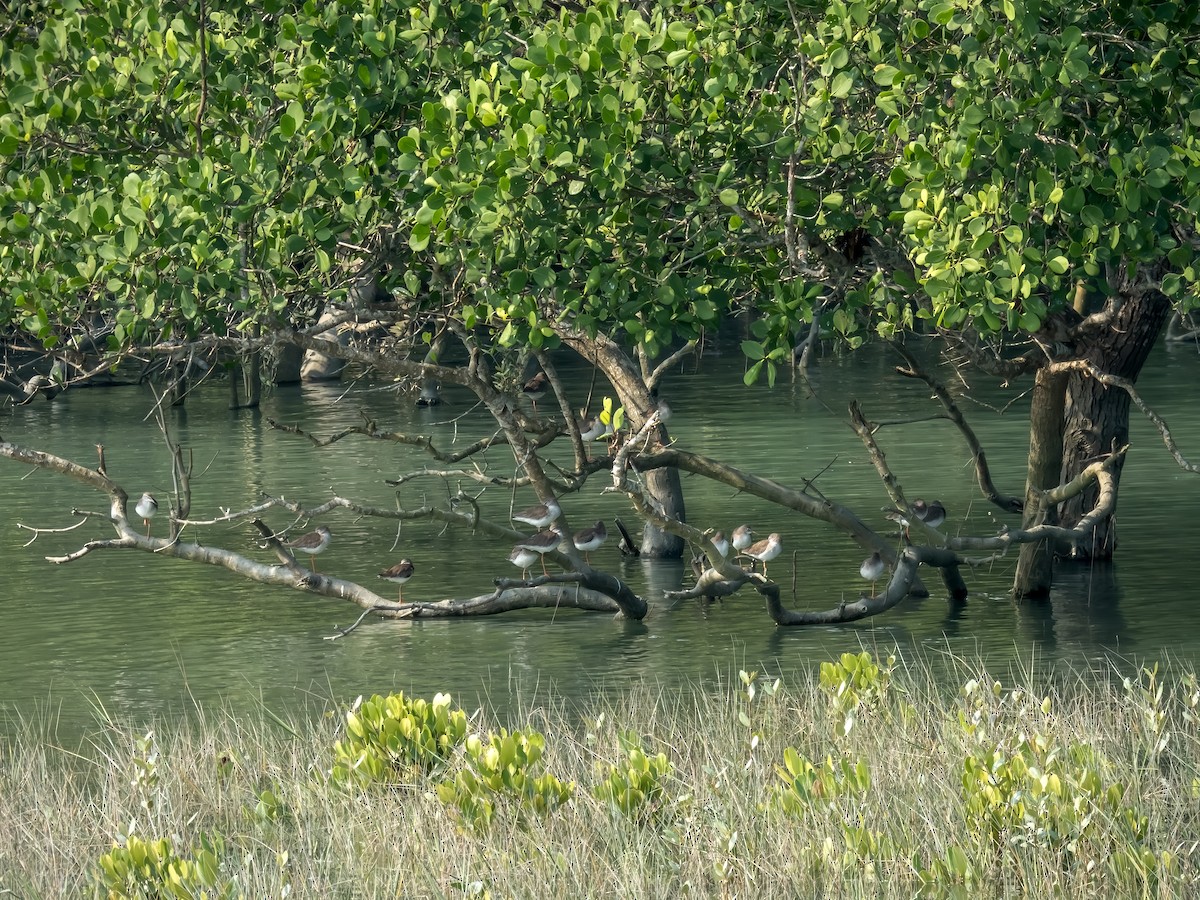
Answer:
[
  {"left": 267, "top": 412, "right": 544, "bottom": 464},
  {"left": 758, "top": 546, "right": 968, "bottom": 626},
  {"left": 0, "top": 436, "right": 646, "bottom": 622},
  {"left": 941, "top": 447, "right": 1126, "bottom": 552}
]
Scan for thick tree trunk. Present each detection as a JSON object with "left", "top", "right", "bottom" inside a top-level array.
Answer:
[
  {"left": 1013, "top": 367, "right": 1068, "bottom": 598},
  {"left": 558, "top": 329, "right": 686, "bottom": 558},
  {"left": 1059, "top": 289, "right": 1170, "bottom": 558}
]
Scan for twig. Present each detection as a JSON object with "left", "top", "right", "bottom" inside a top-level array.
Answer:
[
  {"left": 16, "top": 517, "right": 92, "bottom": 547},
  {"left": 325, "top": 606, "right": 387, "bottom": 640},
  {"left": 647, "top": 340, "right": 698, "bottom": 391}
]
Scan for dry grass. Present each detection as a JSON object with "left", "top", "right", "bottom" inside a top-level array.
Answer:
[{"left": 1, "top": 652, "right": 1199, "bottom": 898}]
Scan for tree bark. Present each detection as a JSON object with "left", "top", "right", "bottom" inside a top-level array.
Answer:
[
  {"left": 1013, "top": 366, "right": 1068, "bottom": 598},
  {"left": 1059, "top": 289, "right": 1170, "bottom": 558},
  {"left": 559, "top": 329, "right": 686, "bottom": 558}
]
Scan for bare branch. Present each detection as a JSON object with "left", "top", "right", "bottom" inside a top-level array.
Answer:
[
  {"left": 610, "top": 413, "right": 747, "bottom": 581},
  {"left": 940, "top": 447, "right": 1126, "bottom": 552},
  {"left": 848, "top": 400, "right": 908, "bottom": 512},
  {"left": 46, "top": 538, "right": 137, "bottom": 563},
  {"left": 891, "top": 344, "right": 1024, "bottom": 512},
  {"left": 324, "top": 606, "right": 386, "bottom": 640},
  {"left": 755, "top": 545, "right": 968, "bottom": 626},
  {"left": 937, "top": 328, "right": 1043, "bottom": 380},
  {"left": 646, "top": 340, "right": 698, "bottom": 391},
  {"left": 635, "top": 444, "right": 896, "bottom": 562},
  {"left": 16, "top": 517, "right": 92, "bottom": 548},
  {"left": 536, "top": 349, "right": 587, "bottom": 471},
  {"left": 381, "top": 585, "right": 622, "bottom": 619},
  {"left": 795, "top": 297, "right": 825, "bottom": 378}
]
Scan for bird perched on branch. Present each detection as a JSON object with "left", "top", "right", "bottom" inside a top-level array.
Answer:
[
  {"left": 288, "top": 526, "right": 331, "bottom": 572},
  {"left": 743, "top": 533, "right": 783, "bottom": 576},
  {"left": 572, "top": 520, "right": 608, "bottom": 563},
  {"left": 579, "top": 416, "right": 606, "bottom": 442},
  {"left": 731, "top": 525, "right": 754, "bottom": 552},
  {"left": 135, "top": 492, "right": 158, "bottom": 537},
  {"left": 922, "top": 500, "right": 947, "bottom": 529},
  {"left": 378, "top": 559, "right": 415, "bottom": 601},
  {"left": 512, "top": 497, "right": 561, "bottom": 529},
  {"left": 704, "top": 529, "right": 730, "bottom": 559},
  {"left": 515, "top": 526, "right": 564, "bottom": 576},
  {"left": 860, "top": 551, "right": 885, "bottom": 596},
  {"left": 509, "top": 545, "right": 540, "bottom": 579}
]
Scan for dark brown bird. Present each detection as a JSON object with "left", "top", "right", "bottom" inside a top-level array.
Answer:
[
  {"left": 572, "top": 520, "right": 608, "bottom": 563},
  {"left": 515, "top": 526, "right": 563, "bottom": 575},
  {"left": 521, "top": 372, "right": 549, "bottom": 413},
  {"left": 378, "top": 558, "right": 415, "bottom": 601}
]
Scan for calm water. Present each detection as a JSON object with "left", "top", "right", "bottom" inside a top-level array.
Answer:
[{"left": 3, "top": 339, "right": 1200, "bottom": 735}]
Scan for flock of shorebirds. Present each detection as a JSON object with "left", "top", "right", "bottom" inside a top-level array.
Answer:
[
  {"left": 859, "top": 498, "right": 949, "bottom": 595},
  {"left": 129, "top": 479, "right": 947, "bottom": 603}
]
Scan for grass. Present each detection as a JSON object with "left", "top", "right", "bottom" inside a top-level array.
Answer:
[{"left": 1, "top": 651, "right": 1198, "bottom": 898}]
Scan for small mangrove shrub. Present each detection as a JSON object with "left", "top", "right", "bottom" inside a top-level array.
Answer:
[
  {"left": 738, "top": 669, "right": 781, "bottom": 765},
  {"left": 961, "top": 734, "right": 1143, "bottom": 852},
  {"left": 1123, "top": 664, "right": 1169, "bottom": 763},
  {"left": 775, "top": 747, "right": 889, "bottom": 873},
  {"left": 436, "top": 727, "right": 573, "bottom": 830},
  {"left": 819, "top": 651, "right": 894, "bottom": 717},
  {"left": 330, "top": 691, "right": 468, "bottom": 788},
  {"left": 248, "top": 786, "right": 285, "bottom": 824},
  {"left": 130, "top": 730, "right": 162, "bottom": 811},
  {"left": 97, "top": 833, "right": 233, "bottom": 899},
  {"left": 593, "top": 729, "right": 674, "bottom": 824},
  {"left": 955, "top": 675, "right": 1163, "bottom": 884},
  {"left": 775, "top": 748, "right": 871, "bottom": 816},
  {"left": 916, "top": 844, "right": 980, "bottom": 893}
]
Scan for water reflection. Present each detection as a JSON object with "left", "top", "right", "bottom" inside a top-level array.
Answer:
[{"left": 3, "top": 340, "right": 1200, "bottom": 735}]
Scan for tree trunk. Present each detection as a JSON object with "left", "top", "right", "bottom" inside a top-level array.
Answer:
[
  {"left": 558, "top": 330, "right": 686, "bottom": 558},
  {"left": 1013, "top": 366, "right": 1067, "bottom": 598},
  {"left": 1059, "top": 289, "right": 1170, "bottom": 558}
]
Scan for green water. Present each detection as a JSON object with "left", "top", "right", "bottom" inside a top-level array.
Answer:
[{"left": 3, "top": 340, "right": 1200, "bottom": 733}]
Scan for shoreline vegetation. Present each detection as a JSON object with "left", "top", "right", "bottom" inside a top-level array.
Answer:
[{"left": 2, "top": 653, "right": 1198, "bottom": 898}]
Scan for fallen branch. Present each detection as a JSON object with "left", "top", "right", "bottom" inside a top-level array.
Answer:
[
  {"left": 0, "top": 437, "right": 648, "bottom": 621},
  {"left": 268, "top": 412, "right": 558, "bottom": 463},
  {"left": 756, "top": 545, "right": 968, "bottom": 626},
  {"left": 849, "top": 399, "right": 1129, "bottom": 556},
  {"left": 940, "top": 447, "right": 1127, "bottom": 552}
]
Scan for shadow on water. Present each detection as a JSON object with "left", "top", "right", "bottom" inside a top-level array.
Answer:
[{"left": 2, "top": 340, "right": 1200, "bottom": 736}]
